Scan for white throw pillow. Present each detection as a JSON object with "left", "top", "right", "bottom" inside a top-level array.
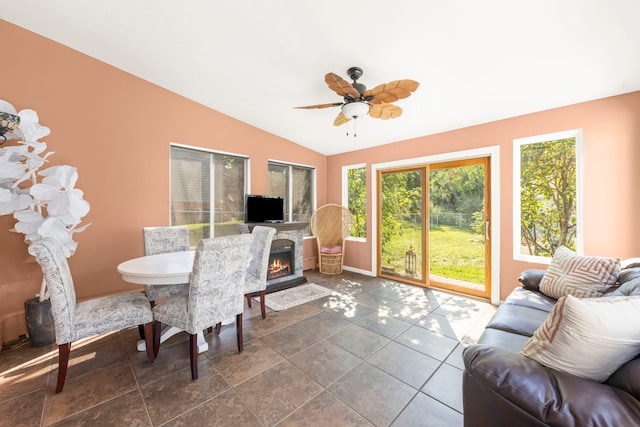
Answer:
[
  {"left": 520, "top": 295, "right": 640, "bottom": 382},
  {"left": 539, "top": 246, "right": 620, "bottom": 299}
]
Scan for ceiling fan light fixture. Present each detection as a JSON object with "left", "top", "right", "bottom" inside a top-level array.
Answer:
[{"left": 341, "top": 101, "right": 371, "bottom": 119}]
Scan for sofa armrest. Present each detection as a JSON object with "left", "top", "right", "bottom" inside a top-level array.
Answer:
[
  {"left": 517, "top": 269, "right": 546, "bottom": 292},
  {"left": 463, "top": 345, "right": 640, "bottom": 426}
]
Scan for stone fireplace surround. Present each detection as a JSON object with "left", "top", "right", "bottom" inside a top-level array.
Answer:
[{"left": 240, "top": 222, "right": 308, "bottom": 293}]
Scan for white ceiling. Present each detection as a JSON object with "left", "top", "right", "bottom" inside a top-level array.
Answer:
[{"left": 2, "top": 1, "right": 640, "bottom": 155}]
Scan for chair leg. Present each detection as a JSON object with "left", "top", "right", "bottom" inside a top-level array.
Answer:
[
  {"left": 138, "top": 324, "right": 145, "bottom": 340},
  {"left": 144, "top": 322, "right": 155, "bottom": 363},
  {"left": 153, "top": 321, "right": 162, "bottom": 358},
  {"left": 56, "top": 343, "right": 71, "bottom": 393},
  {"left": 246, "top": 294, "right": 252, "bottom": 308},
  {"left": 259, "top": 290, "right": 266, "bottom": 319},
  {"left": 139, "top": 300, "right": 155, "bottom": 339},
  {"left": 206, "top": 326, "right": 213, "bottom": 333},
  {"left": 236, "top": 313, "right": 244, "bottom": 352},
  {"left": 215, "top": 322, "right": 222, "bottom": 335},
  {"left": 190, "top": 333, "right": 198, "bottom": 380}
]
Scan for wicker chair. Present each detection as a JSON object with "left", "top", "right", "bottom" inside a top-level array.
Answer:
[{"left": 310, "top": 204, "right": 354, "bottom": 274}]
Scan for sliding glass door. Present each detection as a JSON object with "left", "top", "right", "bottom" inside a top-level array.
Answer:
[
  {"left": 377, "top": 157, "right": 491, "bottom": 299},
  {"left": 428, "top": 158, "right": 491, "bottom": 299},
  {"left": 377, "top": 166, "right": 427, "bottom": 286}
]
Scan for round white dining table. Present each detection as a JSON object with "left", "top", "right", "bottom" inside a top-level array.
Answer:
[
  {"left": 117, "top": 250, "right": 213, "bottom": 353},
  {"left": 117, "top": 250, "right": 195, "bottom": 285}
]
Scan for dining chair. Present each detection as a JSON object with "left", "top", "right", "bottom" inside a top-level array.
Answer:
[
  {"left": 142, "top": 225, "right": 190, "bottom": 303},
  {"left": 244, "top": 226, "right": 277, "bottom": 319},
  {"left": 152, "top": 233, "right": 252, "bottom": 380},
  {"left": 28, "top": 238, "right": 155, "bottom": 393}
]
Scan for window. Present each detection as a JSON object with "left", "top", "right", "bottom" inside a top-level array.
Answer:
[
  {"left": 342, "top": 164, "right": 367, "bottom": 239},
  {"left": 170, "top": 145, "right": 248, "bottom": 245},
  {"left": 513, "top": 129, "right": 583, "bottom": 262},
  {"left": 268, "top": 161, "right": 314, "bottom": 232}
]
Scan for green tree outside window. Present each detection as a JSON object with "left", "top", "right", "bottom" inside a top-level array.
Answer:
[
  {"left": 515, "top": 130, "right": 582, "bottom": 260},
  {"left": 347, "top": 166, "right": 367, "bottom": 238}
]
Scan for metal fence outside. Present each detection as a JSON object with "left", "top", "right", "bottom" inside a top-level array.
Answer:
[{"left": 401, "top": 212, "right": 474, "bottom": 231}]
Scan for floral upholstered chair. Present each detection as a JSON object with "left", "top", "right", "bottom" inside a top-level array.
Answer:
[
  {"left": 244, "top": 226, "right": 276, "bottom": 319},
  {"left": 142, "top": 226, "right": 190, "bottom": 303},
  {"left": 28, "top": 238, "right": 155, "bottom": 393},
  {"left": 152, "top": 234, "right": 252, "bottom": 380}
]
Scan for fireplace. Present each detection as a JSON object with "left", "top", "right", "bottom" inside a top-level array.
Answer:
[
  {"left": 268, "top": 240, "right": 293, "bottom": 280},
  {"left": 241, "top": 222, "right": 308, "bottom": 293}
]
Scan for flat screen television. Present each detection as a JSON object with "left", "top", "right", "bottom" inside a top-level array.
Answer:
[{"left": 245, "top": 195, "right": 285, "bottom": 223}]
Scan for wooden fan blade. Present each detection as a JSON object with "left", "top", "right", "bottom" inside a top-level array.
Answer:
[
  {"left": 365, "top": 79, "right": 420, "bottom": 104},
  {"left": 369, "top": 103, "right": 403, "bottom": 120},
  {"left": 325, "top": 73, "right": 360, "bottom": 98},
  {"left": 333, "top": 112, "right": 351, "bottom": 126},
  {"left": 295, "top": 102, "right": 343, "bottom": 109}
]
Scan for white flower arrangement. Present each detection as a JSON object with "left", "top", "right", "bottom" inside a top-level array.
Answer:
[{"left": 0, "top": 99, "right": 90, "bottom": 301}]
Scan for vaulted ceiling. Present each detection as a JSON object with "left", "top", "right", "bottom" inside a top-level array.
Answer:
[{"left": 2, "top": 1, "right": 639, "bottom": 155}]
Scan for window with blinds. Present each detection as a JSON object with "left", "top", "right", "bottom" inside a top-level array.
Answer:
[
  {"left": 268, "top": 161, "right": 314, "bottom": 234},
  {"left": 170, "top": 145, "right": 248, "bottom": 245}
]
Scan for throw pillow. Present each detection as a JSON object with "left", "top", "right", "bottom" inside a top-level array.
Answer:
[
  {"left": 520, "top": 294, "right": 640, "bottom": 382},
  {"left": 621, "top": 258, "right": 640, "bottom": 269},
  {"left": 539, "top": 246, "right": 620, "bottom": 299}
]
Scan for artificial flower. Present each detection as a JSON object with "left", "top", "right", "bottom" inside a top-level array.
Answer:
[{"left": 0, "top": 99, "right": 90, "bottom": 260}]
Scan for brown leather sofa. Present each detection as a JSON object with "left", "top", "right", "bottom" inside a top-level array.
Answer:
[{"left": 462, "top": 268, "right": 640, "bottom": 427}]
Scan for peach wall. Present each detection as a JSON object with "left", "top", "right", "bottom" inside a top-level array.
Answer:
[
  {"left": 2, "top": 19, "right": 640, "bottom": 345},
  {"left": 330, "top": 91, "right": 640, "bottom": 300},
  {"left": 0, "top": 21, "right": 327, "bottom": 344}
]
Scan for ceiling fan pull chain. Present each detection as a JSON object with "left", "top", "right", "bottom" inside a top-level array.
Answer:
[{"left": 354, "top": 117, "right": 358, "bottom": 137}]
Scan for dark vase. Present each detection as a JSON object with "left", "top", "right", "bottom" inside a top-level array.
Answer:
[{"left": 24, "top": 297, "right": 55, "bottom": 347}]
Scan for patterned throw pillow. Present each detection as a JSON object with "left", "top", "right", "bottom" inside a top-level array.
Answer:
[
  {"left": 539, "top": 246, "right": 620, "bottom": 299},
  {"left": 520, "top": 295, "right": 640, "bottom": 382}
]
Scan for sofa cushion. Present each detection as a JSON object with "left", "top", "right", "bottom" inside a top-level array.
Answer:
[
  {"left": 539, "top": 246, "right": 620, "bottom": 299},
  {"left": 320, "top": 245, "right": 342, "bottom": 254},
  {"left": 504, "top": 287, "right": 557, "bottom": 312},
  {"left": 605, "top": 357, "right": 640, "bottom": 400},
  {"left": 520, "top": 294, "right": 640, "bottom": 382},
  {"left": 477, "top": 328, "right": 532, "bottom": 354},
  {"left": 618, "top": 267, "right": 640, "bottom": 286},
  {"left": 485, "top": 303, "right": 551, "bottom": 337},
  {"left": 606, "top": 277, "right": 640, "bottom": 297}
]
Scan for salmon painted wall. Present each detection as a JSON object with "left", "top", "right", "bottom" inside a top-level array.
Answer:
[
  {"left": 329, "top": 91, "right": 640, "bottom": 300},
  {"left": 0, "top": 21, "right": 327, "bottom": 344}
]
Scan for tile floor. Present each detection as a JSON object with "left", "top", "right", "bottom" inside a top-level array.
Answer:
[{"left": 0, "top": 270, "right": 496, "bottom": 427}]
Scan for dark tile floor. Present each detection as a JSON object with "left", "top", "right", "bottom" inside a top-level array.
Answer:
[{"left": 0, "top": 270, "right": 496, "bottom": 427}]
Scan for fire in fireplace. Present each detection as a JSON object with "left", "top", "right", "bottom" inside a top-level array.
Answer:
[{"left": 268, "top": 241, "right": 293, "bottom": 280}]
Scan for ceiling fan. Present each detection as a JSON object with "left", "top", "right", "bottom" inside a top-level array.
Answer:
[{"left": 295, "top": 67, "right": 419, "bottom": 127}]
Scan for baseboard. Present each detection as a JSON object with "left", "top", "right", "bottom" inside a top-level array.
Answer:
[{"left": 342, "top": 266, "right": 375, "bottom": 276}]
